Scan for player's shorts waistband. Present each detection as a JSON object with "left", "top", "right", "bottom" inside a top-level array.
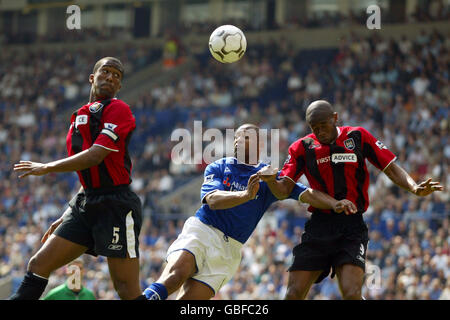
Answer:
[
  {"left": 84, "top": 184, "right": 131, "bottom": 196},
  {"left": 195, "top": 217, "right": 243, "bottom": 248}
]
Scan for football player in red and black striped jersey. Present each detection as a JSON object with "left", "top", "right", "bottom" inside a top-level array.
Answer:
[
  {"left": 11, "top": 57, "right": 145, "bottom": 300},
  {"left": 259, "top": 100, "right": 443, "bottom": 300}
]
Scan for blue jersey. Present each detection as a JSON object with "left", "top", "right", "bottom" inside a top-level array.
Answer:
[{"left": 195, "top": 157, "right": 308, "bottom": 244}]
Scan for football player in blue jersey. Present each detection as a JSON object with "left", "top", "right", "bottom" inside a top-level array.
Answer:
[{"left": 143, "top": 123, "right": 356, "bottom": 300}]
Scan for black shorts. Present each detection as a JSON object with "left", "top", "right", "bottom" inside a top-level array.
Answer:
[
  {"left": 288, "top": 211, "right": 369, "bottom": 283},
  {"left": 54, "top": 185, "right": 142, "bottom": 258}
]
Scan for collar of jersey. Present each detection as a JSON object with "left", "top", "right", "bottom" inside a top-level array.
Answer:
[{"left": 231, "top": 157, "right": 264, "bottom": 168}]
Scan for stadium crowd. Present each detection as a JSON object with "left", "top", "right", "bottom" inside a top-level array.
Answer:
[{"left": 0, "top": 26, "right": 448, "bottom": 299}]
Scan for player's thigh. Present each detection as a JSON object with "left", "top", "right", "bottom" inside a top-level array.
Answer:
[
  {"left": 177, "top": 278, "right": 214, "bottom": 300},
  {"left": 107, "top": 254, "right": 141, "bottom": 299},
  {"left": 28, "top": 234, "right": 87, "bottom": 277},
  {"left": 335, "top": 264, "right": 365, "bottom": 299},
  {"left": 285, "top": 270, "right": 323, "bottom": 300},
  {"left": 160, "top": 250, "right": 197, "bottom": 281}
]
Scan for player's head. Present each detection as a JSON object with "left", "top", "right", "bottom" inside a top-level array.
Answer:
[
  {"left": 89, "top": 57, "right": 124, "bottom": 102},
  {"left": 305, "top": 100, "right": 338, "bottom": 144},
  {"left": 234, "top": 123, "right": 261, "bottom": 165}
]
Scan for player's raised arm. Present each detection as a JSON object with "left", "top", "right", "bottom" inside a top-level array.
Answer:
[
  {"left": 205, "top": 174, "right": 260, "bottom": 210},
  {"left": 257, "top": 165, "right": 295, "bottom": 200},
  {"left": 383, "top": 162, "right": 443, "bottom": 196}
]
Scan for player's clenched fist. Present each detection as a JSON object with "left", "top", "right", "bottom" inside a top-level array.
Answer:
[
  {"left": 333, "top": 199, "right": 357, "bottom": 215},
  {"left": 257, "top": 165, "right": 278, "bottom": 182}
]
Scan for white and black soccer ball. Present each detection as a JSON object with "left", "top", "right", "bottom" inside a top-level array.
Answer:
[{"left": 209, "top": 25, "right": 247, "bottom": 63}]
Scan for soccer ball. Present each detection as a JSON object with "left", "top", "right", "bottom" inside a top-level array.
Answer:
[{"left": 209, "top": 25, "right": 247, "bottom": 63}]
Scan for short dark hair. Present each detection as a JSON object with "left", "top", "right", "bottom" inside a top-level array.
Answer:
[{"left": 93, "top": 57, "right": 124, "bottom": 78}]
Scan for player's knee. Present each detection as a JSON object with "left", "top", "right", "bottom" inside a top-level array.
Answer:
[
  {"left": 112, "top": 279, "right": 140, "bottom": 300},
  {"left": 27, "top": 254, "right": 45, "bottom": 274},
  {"left": 167, "top": 264, "right": 192, "bottom": 285},
  {"left": 285, "top": 286, "right": 306, "bottom": 300},
  {"left": 341, "top": 285, "right": 362, "bottom": 300}
]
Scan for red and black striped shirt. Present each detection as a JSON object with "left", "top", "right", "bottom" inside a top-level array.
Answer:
[
  {"left": 280, "top": 126, "right": 396, "bottom": 214},
  {"left": 66, "top": 98, "right": 136, "bottom": 190}
]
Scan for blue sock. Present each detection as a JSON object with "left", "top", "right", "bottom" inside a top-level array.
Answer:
[{"left": 144, "top": 283, "right": 168, "bottom": 300}]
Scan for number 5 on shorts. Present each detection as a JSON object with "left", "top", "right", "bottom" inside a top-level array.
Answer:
[{"left": 112, "top": 227, "right": 120, "bottom": 244}]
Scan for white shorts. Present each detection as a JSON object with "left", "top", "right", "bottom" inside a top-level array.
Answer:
[{"left": 166, "top": 216, "right": 242, "bottom": 295}]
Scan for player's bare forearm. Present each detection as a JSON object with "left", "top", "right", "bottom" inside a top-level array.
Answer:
[
  {"left": 299, "top": 188, "right": 337, "bottom": 209},
  {"left": 46, "top": 146, "right": 110, "bottom": 173},
  {"left": 300, "top": 189, "right": 357, "bottom": 215},
  {"left": 264, "top": 178, "right": 294, "bottom": 200},
  {"left": 383, "top": 162, "right": 417, "bottom": 194},
  {"left": 205, "top": 190, "right": 253, "bottom": 210},
  {"left": 383, "top": 162, "right": 443, "bottom": 197}
]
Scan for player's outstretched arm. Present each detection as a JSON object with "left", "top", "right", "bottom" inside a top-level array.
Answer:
[
  {"left": 205, "top": 174, "right": 260, "bottom": 210},
  {"left": 300, "top": 189, "right": 357, "bottom": 215},
  {"left": 383, "top": 162, "right": 443, "bottom": 196},
  {"left": 257, "top": 165, "right": 295, "bottom": 200},
  {"left": 13, "top": 145, "right": 111, "bottom": 178}
]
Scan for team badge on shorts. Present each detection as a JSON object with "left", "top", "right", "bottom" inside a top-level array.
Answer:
[
  {"left": 344, "top": 138, "right": 355, "bottom": 150},
  {"left": 89, "top": 102, "right": 104, "bottom": 113}
]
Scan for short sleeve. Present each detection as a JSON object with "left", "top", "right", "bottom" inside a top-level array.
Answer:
[
  {"left": 279, "top": 141, "right": 305, "bottom": 182},
  {"left": 200, "top": 162, "right": 225, "bottom": 203},
  {"left": 288, "top": 183, "right": 309, "bottom": 201},
  {"left": 360, "top": 127, "right": 397, "bottom": 171},
  {"left": 93, "top": 101, "right": 136, "bottom": 152}
]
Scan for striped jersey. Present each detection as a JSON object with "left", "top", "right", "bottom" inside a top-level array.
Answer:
[
  {"left": 280, "top": 126, "right": 396, "bottom": 214},
  {"left": 66, "top": 98, "right": 136, "bottom": 189}
]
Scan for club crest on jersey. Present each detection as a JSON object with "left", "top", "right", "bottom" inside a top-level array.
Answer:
[
  {"left": 344, "top": 138, "right": 355, "bottom": 150},
  {"left": 89, "top": 102, "right": 104, "bottom": 113}
]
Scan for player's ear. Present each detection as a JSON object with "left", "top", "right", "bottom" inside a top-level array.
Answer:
[
  {"left": 89, "top": 74, "right": 94, "bottom": 84},
  {"left": 333, "top": 112, "right": 338, "bottom": 124}
]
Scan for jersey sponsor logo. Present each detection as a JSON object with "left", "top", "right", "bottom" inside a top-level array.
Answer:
[
  {"left": 108, "top": 244, "right": 123, "bottom": 251},
  {"left": 331, "top": 153, "right": 357, "bottom": 163},
  {"left": 317, "top": 156, "right": 331, "bottom": 165},
  {"left": 104, "top": 122, "right": 117, "bottom": 131},
  {"left": 344, "top": 138, "right": 355, "bottom": 150},
  {"left": 230, "top": 180, "right": 246, "bottom": 191},
  {"left": 89, "top": 102, "right": 104, "bottom": 113},
  {"left": 204, "top": 174, "right": 214, "bottom": 183},
  {"left": 375, "top": 140, "right": 387, "bottom": 150},
  {"left": 75, "top": 115, "right": 88, "bottom": 128}
]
